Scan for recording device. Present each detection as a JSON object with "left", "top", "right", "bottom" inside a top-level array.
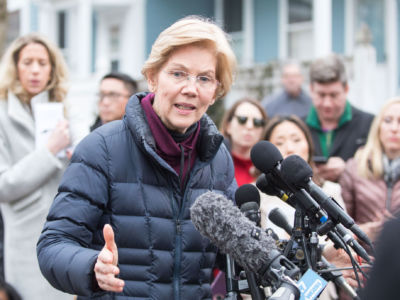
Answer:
[
  {"left": 280, "top": 155, "right": 373, "bottom": 257},
  {"left": 235, "top": 184, "right": 261, "bottom": 226},
  {"left": 268, "top": 207, "right": 359, "bottom": 299},
  {"left": 312, "top": 156, "right": 328, "bottom": 164},
  {"left": 190, "top": 191, "right": 301, "bottom": 299}
]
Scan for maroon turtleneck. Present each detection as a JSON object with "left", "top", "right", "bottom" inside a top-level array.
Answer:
[{"left": 141, "top": 93, "right": 200, "bottom": 188}]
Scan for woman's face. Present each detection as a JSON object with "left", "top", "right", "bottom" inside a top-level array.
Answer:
[
  {"left": 17, "top": 42, "right": 52, "bottom": 99},
  {"left": 226, "top": 102, "right": 265, "bottom": 151},
  {"left": 269, "top": 121, "right": 310, "bottom": 162},
  {"left": 379, "top": 102, "right": 400, "bottom": 159},
  {"left": 148, "top": 44, "right": 218, "bottom": 133}
]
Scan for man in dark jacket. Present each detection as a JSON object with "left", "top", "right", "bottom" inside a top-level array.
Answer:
[
  {"left": 90, "top": 72, "right": 137, "bottom": 131},
  {"left": 305, "top": 54, "right": 374, "bottom": 182},
  {"left": 37, "top": 16, "right": 238, "bottom": 300}
]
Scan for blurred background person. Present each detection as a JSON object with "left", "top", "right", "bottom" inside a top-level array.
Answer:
[
  {"left": 37, "top": 16, "right": 237, "bottom": 299},
  {"left": 305, "top": 54, "right": 374, "bottom": 182},
  {"left": 220, "top": 98, "right": 267, "bottom": 186},
  {"left": 90, "top": 72, "right": 138, "bottom": 131},
  {"left": 0, "top": 280, "right": 21, "bottom": 300},
  {"left": 340, "top": 98, "right": 400, "bottom": 243},
  {"left": 0, "top": 33, "right": 72, "bottom": 299},
  {"left": 261, "top": 62, "right": 312, "bottom": 119}
]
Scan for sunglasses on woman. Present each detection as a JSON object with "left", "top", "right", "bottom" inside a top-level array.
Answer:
[{"left": 234, "top": 115, "right": 266, "bottom": 128}]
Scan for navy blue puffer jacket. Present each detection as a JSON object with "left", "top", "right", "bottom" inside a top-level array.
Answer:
[{"left": 37, "top": 93, "right": 237, "bottom": 299}]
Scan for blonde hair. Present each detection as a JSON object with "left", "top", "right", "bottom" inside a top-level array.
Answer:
[
  {"left": 0, "top": 33, "right": 69, "bottom": 103},
  {"left": 355, "top": 97, "right": 400, "bottom": 179},
  {"left": 141, "top": 15, "right": 236, "bottom": 99}
]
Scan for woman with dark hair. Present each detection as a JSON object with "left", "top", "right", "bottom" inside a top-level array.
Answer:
[{"left": 220, "top": 98, "right": 267, "bottom": 186}]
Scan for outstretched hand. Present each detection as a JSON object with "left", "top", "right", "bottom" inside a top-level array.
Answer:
[{"left": 94, "top": 224, "right": 125, "bottom": 292}]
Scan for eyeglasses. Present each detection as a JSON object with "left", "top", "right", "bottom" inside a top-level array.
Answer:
[
  {"left": 164, "top": 70, "right": 219, "bottom": 91},
  {"left": 98, "top": 92, "right": 130, "bottom": 102},
  {"left": 234, "top": 115, "right": 266, "bottom": 128}
]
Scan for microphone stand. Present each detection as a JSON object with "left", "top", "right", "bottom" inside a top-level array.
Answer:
[
  {"left": 283, "top": 205, "right": 361, "bottom": 299},
  {"left": 224, "top": 253, "right": 265, "bottom": 300},
  {"left": 225, "top": 254, "right": 239, "bottom": 300}
]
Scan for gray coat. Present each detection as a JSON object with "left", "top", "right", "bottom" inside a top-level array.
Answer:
[{"left": 0, "top": 92, "right": 71, "bottom": 300}]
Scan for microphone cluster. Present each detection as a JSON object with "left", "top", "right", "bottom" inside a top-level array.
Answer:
[
  {"left": 190, "top": 140, "right": 369, "bottom": 299},
  {"left": 251, "top": 141, "right": 371, "bottom": 264}
]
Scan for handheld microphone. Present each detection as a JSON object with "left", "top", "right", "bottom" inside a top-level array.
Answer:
[
  {"left": 335, "top": 224, "right": 371, "bottom": 264},
  {"left": 251, "top": 141, "right": 328, "bottom": 224},
  {"left": 268, "top": 207, "right": 359, "bottom": 299},
  {"left": 235, "top": 184, "right": 261, "bottom": 226},
  {"left": 280, "top": 155, "right": 372, "bottom": 248},
  {"left": 269, "top": 208, "right": 293, "bottom": 236},
  {"left": 190, "top": 191, "right": 300, "bottom": 299},
  {"left": 235, "top": 184, "right": 267, "bottom": 300},
  {"left": 266, "top": 187, "right": 347, "bottom": 251},
  {"left": 256, "top": 174, "right": 289, "bottom": 202}
]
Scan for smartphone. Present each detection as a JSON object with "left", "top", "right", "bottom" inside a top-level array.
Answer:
[{"left": 313, "top": 156, "right": 328, "bottom": 164}]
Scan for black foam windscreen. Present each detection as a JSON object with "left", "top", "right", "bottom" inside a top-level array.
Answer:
[
  {"left": 235, "top": 184, "right": 260, "bottom": 207},
  {"left": 250, "top": 141, "right": 283, "bottom": 174},
  {"left": 240, "top": 201, "right": 260, "bottom": 213},
  {"left": 280, "top": 155, "right": 313, "bottom": 188}
]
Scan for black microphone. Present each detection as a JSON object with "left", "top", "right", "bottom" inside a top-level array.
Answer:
[
  {"left": 256, "top": 174, "right": 290, "bottom": 203},
  {"left": 269, "top": 208, "right": 293, "bottom": 236},
  {"left": 190, "top": 191, "right": 300, "bottom": 299},
  {"left": 335, "top": 224, "right": 371, "bottom": 264},
  {"left": 235, "top": 184, "right": 261, "bottom": 226},
  {"left": 280, "top": 155, "right": 372, "bottom": 248},
  {"left": 265, "top": 184, "right": 347, "bottom": 251},
  {"left": 251, "top": 141, "right": 328, "bottom": 224},
  {"left": 235, "top": 184, "right": 267, "bottom": 300},
  {"left": 268, "top": 207, "right": 359, "bottom": 299}
]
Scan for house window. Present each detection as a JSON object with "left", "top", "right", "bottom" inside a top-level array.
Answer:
[
  {"left": 57, "top": 10, "right": 69, "bottom": 62},
  {"left": 355, "top": 0, "right": 385, "bottom": 62},
  {"left": 109, "top": 25, "right": 120, "bottom": 71},
  {"left": 287, "top": 0, "right": 313, "bottom": 60},
  {"left": 223, "top": 0, "right": 243, "bottom": 62}
]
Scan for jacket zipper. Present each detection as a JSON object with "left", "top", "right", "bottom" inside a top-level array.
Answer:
[
  {"left": 174, "top": 218, "right": 182, "bottom": 300},
  {"left": 173, "top": 145, "right": 186, "bottom": 300},
  {"left": 386, "top": 178, "right": 394, "bottom": 211}
]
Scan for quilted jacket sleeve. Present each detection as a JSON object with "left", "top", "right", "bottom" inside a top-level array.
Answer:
[
  {"left": 339, "top": 158, "right": 357, "bottom": 219},
  {"left": 37, "top": 131, "right": 110, "bottom": 296}
]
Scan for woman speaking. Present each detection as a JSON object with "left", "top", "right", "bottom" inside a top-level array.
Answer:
[{"left": 37, "top": 16, "right": 237, "bottom": 300}]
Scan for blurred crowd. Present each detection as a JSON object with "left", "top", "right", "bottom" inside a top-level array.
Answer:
[{"left": 0, "top": 15, "right": 399, "bottom": 300}]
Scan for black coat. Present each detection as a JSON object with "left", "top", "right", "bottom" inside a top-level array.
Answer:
[
  {"left": 360, "top": 215, "right": 400, "bottom": 299},
  {"left": 37, "top": 93, "right": 237, "bottom": 299}
]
